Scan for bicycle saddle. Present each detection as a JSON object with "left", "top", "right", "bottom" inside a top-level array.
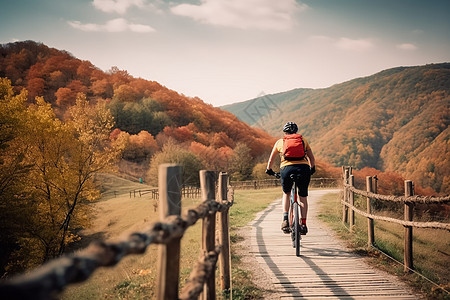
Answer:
[{"left": 290, "top": 173, "right": 303, "bottom": 181}]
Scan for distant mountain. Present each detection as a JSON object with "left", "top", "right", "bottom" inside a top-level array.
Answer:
[{"left": 222, "top": 64, "right": 450, "bottom": 193}]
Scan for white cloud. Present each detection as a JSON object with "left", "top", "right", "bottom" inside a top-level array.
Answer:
[
  {"left": 396, "top": 43, "right": 417, "bottom": 50},
  {"left": 93, "top": 0, "right": 145, "bottom": 14},
  {"left": 335, "top": 37, "right": 373, "bottom": 51},
  {"left": 68, "top": 18, "right": 155, "bottom": 33},
  {"left": 309, "top": 35, "right": 334, "bottom": 42},
  {"left": 170, "top": 0, "right": 307, "bottom": 30}
]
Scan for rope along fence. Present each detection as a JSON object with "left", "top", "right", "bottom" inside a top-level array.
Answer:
[
  {"left": 0, "top": 165, "right": 233, "bottom": 300},
  {"left": 341, "top": 166, "right": 450, "bottom": 276},
  {"left": 341, "top": 200, "right": 450, "bottom": 230},
  {"left": 344, "top": 185, "right": 450, "bottom": 204}
]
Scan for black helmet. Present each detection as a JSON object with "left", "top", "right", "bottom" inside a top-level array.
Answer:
[{"left": 283, "top": 122, "right": 298, "bottom": 134}]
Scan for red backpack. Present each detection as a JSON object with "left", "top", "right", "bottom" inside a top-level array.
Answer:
[{"left": 282, "top": 134, "right": 305, "bottom": 161}]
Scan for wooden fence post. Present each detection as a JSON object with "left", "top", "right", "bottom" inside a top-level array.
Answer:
[
  {"left": 349, "top": 175, "right": 355, "bottom": 232},
  {"left": 366, "top": 176, "right": 374, "bottom": 247},
  {"left": 372, "top": 175, "right": 378, "bottom": 194},
  {"left": 404, "top": 180, "right": 414, "bottom": 273},
  {"left": 218, "top": 173, "right": 231, "bottom": 296},
  {"left": 157, "top": 164, "right": 182, "bottom": 300},
  {"left": 342, "top": 168, "right": 349, "bottom": 224},
  {"left": 200, "top": 170, "right": 217, "bottom": 300}
]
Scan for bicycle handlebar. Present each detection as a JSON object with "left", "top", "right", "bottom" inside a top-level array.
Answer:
[{"left": 267, "top": 171, "right": 281, "bottom": 179}]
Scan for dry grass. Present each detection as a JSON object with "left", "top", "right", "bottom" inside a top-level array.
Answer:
[
  {"left": 61, "top": 175, "right": 282, "bottom": 299},
  {"left": 62, "top": 174, "right": 204, "bottom": 299}
]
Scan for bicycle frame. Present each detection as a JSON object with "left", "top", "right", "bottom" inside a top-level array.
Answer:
[{"left": 268, "top": 171, "right": 302, "bottom": 256}]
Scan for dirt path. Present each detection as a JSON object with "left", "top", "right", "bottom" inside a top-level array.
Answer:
[{"left": 237, "top": 189, "right": 421, "bottom": 299}]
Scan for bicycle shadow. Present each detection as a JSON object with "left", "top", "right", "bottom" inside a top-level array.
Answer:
[
  {"left": 298, "top": 253, "right": 355, "bottom": 299},
  {"left": 253, "top": 201, "right": 355, "bottom": 299},
  {"left": 253, "top": 202, "right": 305, "bottom": 297}
]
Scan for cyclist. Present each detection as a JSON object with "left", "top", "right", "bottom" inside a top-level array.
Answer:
[{"left": 266, "top": 122, "right": 316, "bottom": 235}]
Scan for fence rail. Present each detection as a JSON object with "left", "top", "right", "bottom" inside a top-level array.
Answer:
[
  {"left": 0, "top": 165, "right": 233, "bottom": 300},
  {"left": 132, "top": 185, "right": 201, "bottom": 199},
  {"left": 230, "top": 177, "right": 339, "bottom": 190},
  {"left": 341, "top": 166, "right": 450, "bottom": 273},
  {"left": 132, "top": 178, "right": 340, "bottom": 200}
]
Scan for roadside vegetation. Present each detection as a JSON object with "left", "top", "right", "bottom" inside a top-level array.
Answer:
[
  {"left": 317, "top": 192, "right": 450, "bottom": 300},
  {"left": 228, "top": 187, "right": 281, "bottom": 299}
]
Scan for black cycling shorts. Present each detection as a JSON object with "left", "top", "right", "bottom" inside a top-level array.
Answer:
[{"left": 280, "top": 164, "right": 311, "bottom": 197}]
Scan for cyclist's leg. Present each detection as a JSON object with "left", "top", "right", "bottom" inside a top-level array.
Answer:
[
  {"left": 299, "top": 196, "right": 308, "bottom": 220},
  {"left": 297, "top": 164, "right": 311, "bottom": 234},
  {"left": 280, "top": 166, "right": 294, "bottom": 233},
  {"left": 282, "top": 192, "right": 291, "bottom": 214},
  {"left": 281, "top": 166, "right": 294, "bottom": 214}
]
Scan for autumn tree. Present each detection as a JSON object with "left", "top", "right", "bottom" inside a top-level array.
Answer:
[
  {"left": 189, "top": 142, "right": 232, "bottom": 172},
  {"left": 53, "top": 95, "right": 123, "bottom": 254},
  {"left": 0, "top": 78, "right": 32, "bottom": 274},
  {"left": 146, "top": 140, "right": 203, "bottom": 186},
  {"left": 252, "top": 162, "right": 268, "bottom": 180},
  {"left": 122, "top": 130, "right": 159, "bottom": 162},
  {"left": 0, "top": 84, "right": 123, "bottom": 274},
  {"left": 229, "top": 142, "right": 254, "bottom": 181},
  {"left": 91, "top": 78, "right": 113, "bottom": 98}
]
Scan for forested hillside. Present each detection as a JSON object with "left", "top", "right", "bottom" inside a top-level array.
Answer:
[
  {"left": 0, "top": 41, "right": 275, "bottom": 183},
  {"left": 223, "top": 64, "right": 450, "bottom": 193},
  {"left": 0, "top": 40, "right": 281, "bottom": 274}
]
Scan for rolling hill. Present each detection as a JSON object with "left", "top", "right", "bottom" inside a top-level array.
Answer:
[
  {"left": 222, "top": 64, "right": 450, "bottom": 193},
  {"left": 0, "top": 41, "right": 276, "bottom": 181}
]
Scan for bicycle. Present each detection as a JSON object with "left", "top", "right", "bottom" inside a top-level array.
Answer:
[{"left": 269, "top": 172, "right": 303, "bottom": 257}]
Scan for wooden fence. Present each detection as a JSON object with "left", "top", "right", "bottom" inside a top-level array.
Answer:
[
  {"left": 132, "top": 178, "right": 340, "bottom": 200},
  {"left": 132, "top": 185, "right": 201, "bottom": 199},
  {"left": 341, "top": 166, "right": 450, "bottom": 273},
  {"left": 230, "top": 177, "right": 339, "bottom": 190},
  {"left": 0, "top": 165, "right": 233, "bottom": 300}
]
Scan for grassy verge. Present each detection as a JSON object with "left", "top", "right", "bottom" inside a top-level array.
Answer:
[
  {"left": 61, "top": 174, "right": 282, "bottom": 300},
  {"left": 227, "top": 187, "right": 282, "bottom": 299},
  {"left": 317, "top": 192, "right": 450, "bottom": 300}
]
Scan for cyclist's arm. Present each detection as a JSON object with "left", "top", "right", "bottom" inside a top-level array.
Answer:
[
  {"left": 266, "top": 143, "right": 279, "bottom": 170},
  {"left": 306, "top": 148, "right": 315, "bottom": 168}
]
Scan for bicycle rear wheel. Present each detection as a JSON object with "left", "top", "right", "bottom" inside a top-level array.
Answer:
[
  {"left": 289, "top": 201, "right": 295, "bottom": 248},
  {"left": 293, "top": 201, "right": 301, "bottom": 256}
]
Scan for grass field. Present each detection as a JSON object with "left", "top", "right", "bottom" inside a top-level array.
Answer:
[
  {"left": 61, "top": 174, "right": 282, "bottom": 299},
  {"left": 317, "top": 193, "right": 450, "bottom": 300}
]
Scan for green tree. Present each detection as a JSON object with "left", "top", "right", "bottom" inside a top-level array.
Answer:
[{"left": 107, "top": 97, "right": 172, "bottom": 136}]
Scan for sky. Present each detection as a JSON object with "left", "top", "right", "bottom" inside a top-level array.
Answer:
[{"left": 1, "top": 0, "right": 449, "bottom": 106}]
